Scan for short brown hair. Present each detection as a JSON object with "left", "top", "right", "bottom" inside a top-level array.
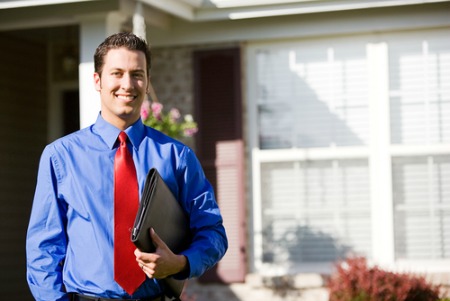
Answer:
[{"left": 94, "top": 32, "right": 151, "bottom": 76}]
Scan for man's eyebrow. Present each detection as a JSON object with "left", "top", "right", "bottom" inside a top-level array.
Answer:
[
  {"left": 107, "top": 67, "right": 124, "bottom": 72},
  {"left": 107, "top": 68, "right": 146, "bottom": 73}
]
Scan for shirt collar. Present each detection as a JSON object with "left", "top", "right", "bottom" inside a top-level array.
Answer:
[{"left": 93, "top": 114, "right": 146, "bottom": 150}]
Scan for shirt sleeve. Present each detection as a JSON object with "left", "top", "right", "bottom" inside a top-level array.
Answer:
[
  {"left": 177, "top": 147, "right": 228, "bottom": 278},
  {"left": 26, "top": 146, "right": 70, "bottom": 301}
]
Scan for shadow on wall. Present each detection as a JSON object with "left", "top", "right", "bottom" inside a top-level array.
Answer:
[
  {"left": 258, "top": 46, "right": 368, "bottom": 150},
  {"left": 263, "top": 224, "right": 352, "bottom": 266}
]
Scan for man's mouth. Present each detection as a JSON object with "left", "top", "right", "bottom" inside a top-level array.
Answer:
[{"left": 116, "top": 95, "right": 137, "bottom": 101}]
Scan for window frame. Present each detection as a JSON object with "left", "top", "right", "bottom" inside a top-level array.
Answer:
[{"left": 246, "top": 30, "right": 450, "bottom": 275}]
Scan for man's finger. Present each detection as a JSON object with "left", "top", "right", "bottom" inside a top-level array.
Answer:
[{"left": 150, "top": 228, "right": 166, "bottom": 249}]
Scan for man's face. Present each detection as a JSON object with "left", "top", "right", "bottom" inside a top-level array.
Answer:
[{"left": 94, "top": 47, "right": 149, "bottom": 130}]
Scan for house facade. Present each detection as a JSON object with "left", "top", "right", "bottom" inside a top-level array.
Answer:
[{"left": 1, "top": 0, "right": 449, "bottom": 300}]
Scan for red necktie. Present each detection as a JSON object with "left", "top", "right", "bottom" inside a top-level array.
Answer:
[{"left": 114, "top": 132, "right": 145, "bottom": 294}]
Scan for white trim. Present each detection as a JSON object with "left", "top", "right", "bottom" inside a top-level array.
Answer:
[
  {"left": 209, "top": 0, "right": 448, "bottom": 9},
  {"left": 119, "top": 0, "right": 171, "bottom": 29},
  {"left": 0, "top": 0, "right": 98, "bottom": 9},
  {"left": 390, "top": 144, "right": 450, "bottom": 156},
  {"left": 251, "top": 148, "right": 264, "bottom": 272},
  {"left": 227, "top": 0, "right": 450, "bottom": 19},
  {"left": 140, "top": 0, "right": 195, "bottom": 21},
  {"left": 367, "top": 42, "right": 395, "bottom": 265},
  {"left": 133, "top": 1, "right": 146, "bottom": 40},
  {"left": 78, "top": 14, "right": 110, "bottom": 129},
  {"left": 179, "top": 0, "right": 203, "bottom": 7},
  {"left": 246, "top": 44, "right": 263, "bottom": 273},
  {"left": 255, "top": 147, "right": 369, "bottom": 162},
  {"left": 208, "top": 0, "right": 316, "bottom": 8},
  {"left": 392, "top": 259, "right": 450, "bottom": 273}
]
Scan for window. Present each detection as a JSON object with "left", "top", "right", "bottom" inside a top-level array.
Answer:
[
  {"left": 261, "top": 160, "right": 371, "bottom": 264},
  {"left": 388, "top": 35, "right": 450, "bottom": 261},
  {"left": 248, "top": 29, "right": 450, "bottom": 274},
  {"left": 393, "top": 156, "right": 450, "bottom": 260},
  {"left": 256, "top": 42, "right": 369, "bottom": 149}
]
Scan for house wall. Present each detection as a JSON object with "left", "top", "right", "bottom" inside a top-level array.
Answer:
[
  {"left": 0, "top": 31, "right": 48, "bottom": 300},
  {"left": 146, "top": 2, "right": 450, "bottom": 47},
  {"left": 144, "top": 2, "right": 450, "bottom": 297},
  {"left": 149, "top": 41, "right": 239, "bottom": 148}
]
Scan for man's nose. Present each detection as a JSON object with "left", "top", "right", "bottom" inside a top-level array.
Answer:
[{"left": 120, "top": 73, "right": 133, "bottom": 89}]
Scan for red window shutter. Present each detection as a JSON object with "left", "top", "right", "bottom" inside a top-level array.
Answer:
[{"left": 193, "top": 48, "right": 247, "bottom": 283}]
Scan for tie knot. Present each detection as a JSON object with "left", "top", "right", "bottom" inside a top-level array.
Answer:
[{"left": 118, "top": 132, "right": 128, "bottom": 144}]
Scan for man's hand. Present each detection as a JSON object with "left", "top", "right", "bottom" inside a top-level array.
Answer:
[{"left": 134, "top": 228, "right": 188, "bottom": 279}]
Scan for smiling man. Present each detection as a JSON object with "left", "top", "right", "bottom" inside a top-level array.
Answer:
[
  {"left": 94, "top": 45, "right": 148, "bottom": 130},
  {"left": 26, "top": 33, "right": 228, "bottom": 301}
]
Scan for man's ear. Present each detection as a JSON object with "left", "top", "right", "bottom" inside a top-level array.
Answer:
[{"left": 94, "top": 72, "right": 101, "bottom": 91}]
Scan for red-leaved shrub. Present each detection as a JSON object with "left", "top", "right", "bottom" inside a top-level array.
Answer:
[{"left": 328, "top": 257, "right": 441, "bottom": 301}]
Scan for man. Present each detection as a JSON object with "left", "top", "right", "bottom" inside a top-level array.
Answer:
[{"left": 26, "top": 32, "right": 228, "bottom": 301}]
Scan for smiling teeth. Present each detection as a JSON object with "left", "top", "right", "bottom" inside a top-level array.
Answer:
[{"left": 117, "top": 95, "right": 135, "bottom": 100}]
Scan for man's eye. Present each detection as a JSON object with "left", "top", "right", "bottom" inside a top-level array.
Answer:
[{"left": 112, "top": 72, "right": 122, "bottom": 76}]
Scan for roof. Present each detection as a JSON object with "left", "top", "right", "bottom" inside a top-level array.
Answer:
[
  {"left": 1, "top": 0, "right": 448, "bottom": 32},
  {"left": 1, "top": 0, "right": 450, "bottom": 21}
]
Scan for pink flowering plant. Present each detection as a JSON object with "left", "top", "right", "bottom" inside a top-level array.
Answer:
[{"left": 140, "top": 100, "right": 198, "bottom": 139}]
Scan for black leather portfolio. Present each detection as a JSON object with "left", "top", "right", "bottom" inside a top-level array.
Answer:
[{"left": 131, "top": 168, "right": 190, "bottom": 300}]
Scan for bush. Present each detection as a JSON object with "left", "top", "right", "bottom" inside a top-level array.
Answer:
[{"left": 327, "top": 257, "right": 442, "bottom": 301}]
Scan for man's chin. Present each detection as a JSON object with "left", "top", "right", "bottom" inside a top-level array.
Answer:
[{"left": 119, "top": 112, "right": 141, "bottom": 123}]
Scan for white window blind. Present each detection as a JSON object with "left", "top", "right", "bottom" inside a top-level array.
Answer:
[
  {"left": 256, "top": 42, "right": 370, "bottom": 149},
  {"left": 393, "top": 155, "right": 450, "bottom": 259},
  {"left": 261, "top": 159, "right": 371, "bottom": 264},
  {"left": 388, "top": 33, "right": 450, "bottom": 260},
  {"left": 389, "top": 38, "right": 450, "bottom": 145}
]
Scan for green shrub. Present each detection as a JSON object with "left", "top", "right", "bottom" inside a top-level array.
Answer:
[{"left": 327, "top": 257, "right": 442, "bottom": 301}]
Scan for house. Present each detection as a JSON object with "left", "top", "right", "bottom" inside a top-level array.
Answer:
[{"left": 1, "top": 0, "right": 449, "bottom": 300}]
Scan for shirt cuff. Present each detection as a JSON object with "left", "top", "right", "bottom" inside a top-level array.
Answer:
[{"left": 180, "top": 249, "right": 203, "bottom": 278}]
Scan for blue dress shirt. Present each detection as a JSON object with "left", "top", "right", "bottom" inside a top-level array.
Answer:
[{"left": 26, "top": 115, "right": 228, "bottom": 301}]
